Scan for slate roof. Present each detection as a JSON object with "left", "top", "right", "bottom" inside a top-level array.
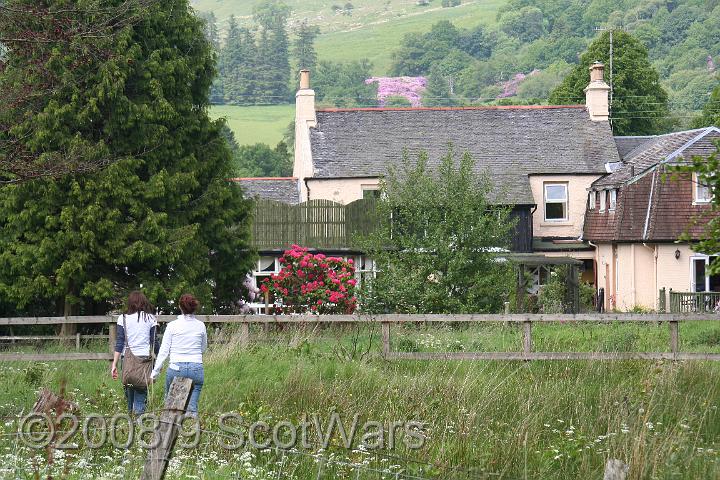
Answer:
[
  {"left": 585, "top": 127, "right": 720, "bottom": 242},
  {"left": 309, "top": 106, "right": 619, "bottom": 205},
  {"left": 233, "top": 177, "right": 300, "bottom": 204},
  {"left": 594, "top": 128, "right": 713, "bottom": 188},
  {"left": 614, "top": 136, "right": 653, "bottom": 160}
]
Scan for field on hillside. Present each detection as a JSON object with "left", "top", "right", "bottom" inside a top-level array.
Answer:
[
  {"left": 192, "top": 0, "right": 504, "bottom": 75},
  {"left": 210, "top": 104, "right": 294, "bottom": 146},
  {"left": 2, "top": 322, "right": 720, "bottom": 478}
]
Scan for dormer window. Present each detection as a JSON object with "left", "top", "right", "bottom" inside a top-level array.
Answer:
[
  {"left": 589, "top": 191, "right": 596, "bottom": 210},
  {"left": 609, "top": 189, "right": 617, "bottom": 211},
  {"left": 599, "top": 190, "right": 606, "bottom": 212},
  {"left": 695, "top": 173, "right": 713, "bottom": 204},
  {"left": 544, "top": 182, "right": 568, "bottom": 222}
]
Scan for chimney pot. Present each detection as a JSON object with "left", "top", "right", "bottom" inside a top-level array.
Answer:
[
  {"left": 299, "top": 69, "right": 310, "bottom": 90},
  {"left": 584, "top": 62, "right": 610, "bottom": 122},
  {"left": 589, "top": 62, "right": 605, "bottom": 82}
]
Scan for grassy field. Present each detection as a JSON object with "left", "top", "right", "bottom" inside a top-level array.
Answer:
[
  {"left": 192, "top": 0, "right": 505, "bottom": 76},
  {"left": 2, "top": 322, "right": 720, "bottom": 478},
  {"left": 210, "top": 104, "right": 294, "bottom": 146},
  {"left": 314, "top": 0, "right": 505, "bottom": 75}
]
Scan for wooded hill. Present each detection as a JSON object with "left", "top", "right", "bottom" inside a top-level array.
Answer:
[{"left": 195, "top": 0, "right": 720, "bottom": 124}]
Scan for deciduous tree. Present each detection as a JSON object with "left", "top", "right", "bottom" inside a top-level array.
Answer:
[
  {"left": 359, "top": 147, "right": 515, "bottom": 314},
  {"left": 549, "top": 30, "right": 670, "bottom": 136}
]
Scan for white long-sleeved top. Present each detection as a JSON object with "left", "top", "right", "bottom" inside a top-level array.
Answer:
[{"left": 151, "top": 314, "right": 207, "bottom": 378}]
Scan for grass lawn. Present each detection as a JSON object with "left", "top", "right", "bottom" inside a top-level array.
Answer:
[
  {"left": 210, "top": 104, "right": 294, "bottom": 147},
  {"left": 2, "top": 322, "right": 720, "bottom": 478}
]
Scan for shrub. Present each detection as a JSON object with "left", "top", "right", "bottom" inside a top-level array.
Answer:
[{"left": 260, "top": 245, "right": 358, "bottom": 314}]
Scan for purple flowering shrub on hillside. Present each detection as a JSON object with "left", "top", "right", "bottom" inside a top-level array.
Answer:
[
  {"left": 365, "top": 76, "right": 428, "bottom": 107},
  {"left": 497, "top": 70, "right": 540, "bottom": 98}
]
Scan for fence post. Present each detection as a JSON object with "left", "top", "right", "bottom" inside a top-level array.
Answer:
[
  {"left": 108, "top": 322, "right": 117, "bottom": 354},
  {"left": 669, "top": 288, "right": 674, "bottom": 313},
  {"left": 522, "top": 320, "right": 532, "bottom": 357},
  {"left": 240, "top": 322, "right": 250, "bottom": 348},
  {"left": 141, "top": 377, "right": 193, "bottom": 480},
  {"left": 75, "top": 333, "right": 81, "bottom": 351},
  {"left": 658, "top": 287, "right": 666, "bottom": 313},
  {"left": 381, "top": 322, "right": 391, "bottom": 358},
  {"left": 603, "top": 459, "right": 629, "bottom": 480},
  {"left": 669, "top": 321, "right": 679, "bottom": 358}
]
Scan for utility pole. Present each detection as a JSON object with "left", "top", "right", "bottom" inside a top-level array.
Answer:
[{"left": 593, "top": 26, "right": 614, "bottom": 110}]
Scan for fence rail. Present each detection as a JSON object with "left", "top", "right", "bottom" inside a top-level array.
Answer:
[
  {"left": 668, "top": 290, "right": 720, "bottom": 313},
  {"left": 2, "top": 313, "right": 720, "bottom": 362}
]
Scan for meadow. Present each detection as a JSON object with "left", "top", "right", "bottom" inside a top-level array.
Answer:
[
  {"left": 209, "top": 104, "right": 294, "bottom": 147},
  {"left": 2, "top": 321, "right": 720, "bottom": 479}
]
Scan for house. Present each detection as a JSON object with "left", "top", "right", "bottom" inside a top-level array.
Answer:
[
  {"left": 288, "top": 64, "right": 619, "bottom": 287},
  {"left": 240, "top": 63, "right": 719, "bottom": 311},
  {"left": 584, "top": 127, "right": 720, "bottom": 311}
]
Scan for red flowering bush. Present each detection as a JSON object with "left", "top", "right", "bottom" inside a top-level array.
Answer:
[{"left": 260, "top": 245, "right": 358, "bottom": 314}]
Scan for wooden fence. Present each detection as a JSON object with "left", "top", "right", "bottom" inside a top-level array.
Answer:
[
  {"left": 2, "top": 313, "right": 720, "bottom": 362},
  {"left": 252, "top": 198, "right": 378, "bottom": 250},
  {"left": 667, "top": 290, "right": 720, "bottom": 313}
]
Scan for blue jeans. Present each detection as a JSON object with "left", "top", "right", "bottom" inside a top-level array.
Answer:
[
  {"left": 165, "top": 362, "right": 204, "bottom": 414},
  {"left": 124, "top": 387, "right": 147, "bottom": 415}
]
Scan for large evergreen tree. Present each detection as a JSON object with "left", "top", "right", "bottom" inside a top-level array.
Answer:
[
  {"left": 220, "top": 16, "right": 258, "bottom": 105},
  {"left": 253, "top": 0, "right": 291, "bottom": 104},
  {"left": 549, "top": 30, "right": 669, "bottom": 136},
  {"left": 0, "top": 0, "right": 255, "bottom": 316},
  {"left": 292, "top": 20, "right": 320, "bottom": 72}
]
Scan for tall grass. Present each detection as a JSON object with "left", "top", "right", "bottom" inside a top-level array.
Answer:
[{"left": 1, "top": 323, "right": 719, "bottom": 478}]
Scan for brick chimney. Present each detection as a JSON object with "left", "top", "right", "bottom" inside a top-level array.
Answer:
[
  {"left": 584, "top": 62, "right": 610, "bottom": 122},
  {"left": 294, "top": 69, "right": 317, "bottom": 201}
]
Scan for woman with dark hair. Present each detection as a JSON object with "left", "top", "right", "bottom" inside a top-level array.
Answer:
[
  {"left": 111, "top": 291, "right": 159, "bottom": 415},
  {"left": 151, "top": 294, "right": 207, "bottom": 415}
]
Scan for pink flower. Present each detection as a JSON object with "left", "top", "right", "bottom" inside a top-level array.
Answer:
[{"left": 366, "top": 76, "right": 428, "bottom": 107}]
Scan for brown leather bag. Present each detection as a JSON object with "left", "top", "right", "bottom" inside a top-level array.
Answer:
[{"left": 121, "top": 313, "right": 154, "bottom": 389}]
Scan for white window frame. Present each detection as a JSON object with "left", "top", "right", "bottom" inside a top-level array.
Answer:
[
  {"left": 609, "top": 189, "right": 617, "bottom": 211},
  {"left": 543, "top": 182, "right": 569, "bottom": 222},
  {"left": 599, "top": 189, "right": 606, "bottom": 212},
  {"left": 588, "top": 191, "right": 596, "bottom": 210},
  {"left": 694, "top": 173, "right": 713, "bottom": 204},
  {"left": 691, "top": 255, "right": 718, "bottom": 292}
]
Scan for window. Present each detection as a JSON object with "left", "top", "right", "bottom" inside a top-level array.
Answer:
[
  {"left": 253, "top": 256, "right": 280, "bottom": 298},
  {"left": 692, "top": 256, "right": 720, "bottom": 293},
  {"left": 588, "top": 191, "right": 596, "bottom": 210},
  {"left": 362, "top": 187, "right": 380, "bottom": 200},
  {"left": 599, "top": 190, "right": 606, "bottom": 212},
  {"left": 354, "top": 256, "right": 378, "bottom": 286},
  {"left": 609, "top": 189, "right": 617, "bottom": 211},
  {"left": 695, "top": 173, "right": 713, "bottom": 203},
  {"left": 544, "top": 183, "right": 568, "bottom": 221}
]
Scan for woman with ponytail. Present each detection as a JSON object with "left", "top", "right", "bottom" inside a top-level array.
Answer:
[{"left": 151, "top": 293, "right": 207, "bottom": 415}]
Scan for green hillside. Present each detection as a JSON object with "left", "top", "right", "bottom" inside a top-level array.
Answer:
[
  {"left": 314, "top": 1, "right": 505, "bottom": 74},
  {"left": 193, "top": 0, "right": 505, "bottom": 75}
]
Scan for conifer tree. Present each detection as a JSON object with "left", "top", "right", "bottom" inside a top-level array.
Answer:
[
  {"left": 293, "top": 20, "right": 320, "bottom": 72},
  {"left": 254, "top": 0, "right": 291, "bottom": 103},
  {"left": 0, "top": 0, "right": 255, "bottom": 317}
]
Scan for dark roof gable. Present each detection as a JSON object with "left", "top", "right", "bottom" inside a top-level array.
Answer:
[{"left": 309, "top": 106, "right": 619, "bottom": 205}]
